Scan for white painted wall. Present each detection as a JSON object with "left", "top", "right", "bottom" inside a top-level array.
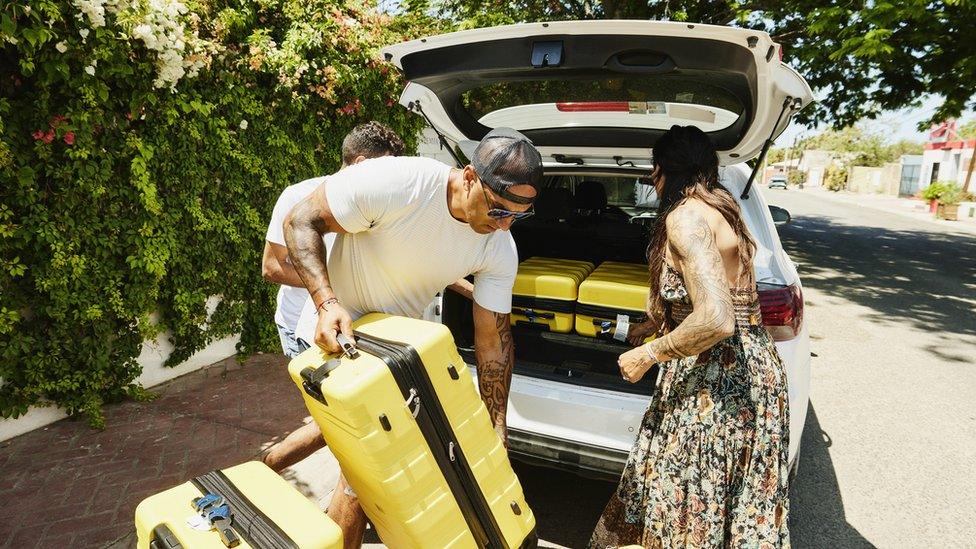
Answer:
[{"left": 0, "top": 333, "right": 240, "bottom": 442}]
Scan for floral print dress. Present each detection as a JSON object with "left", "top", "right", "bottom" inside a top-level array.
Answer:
[{"left": 589, "top": 263, "right": 791, "bottom": 549}]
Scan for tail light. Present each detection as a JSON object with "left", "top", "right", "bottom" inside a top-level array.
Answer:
[
  {"left": 757, "top": 283, "right": 803, "bottom": 341},
  {"left": 556, "top": 102, "right": 630, "bottom": 112}
]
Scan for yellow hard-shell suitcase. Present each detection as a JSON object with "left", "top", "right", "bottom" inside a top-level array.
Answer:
[
  {"left": 576, "top": 261, "right": 651, "bottom": 340},
  {"left": 134, "top": 461, "right": 343, "bottom": 549},
  {"left": 511, "top": 257, "right": 595, "bottom": 332},
  {"left": 288, "top": 314, "right": 537, "bottom": 549}
]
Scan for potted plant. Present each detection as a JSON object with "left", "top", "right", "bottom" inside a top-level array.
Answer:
[
  {"left": 936, "top": 184, "right": 963, "bottom": 220},
  {"left": 920, "top": 181, "right": 946, "bottom": 213}
]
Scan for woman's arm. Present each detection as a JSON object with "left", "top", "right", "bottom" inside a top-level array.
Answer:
[{"left": 649, "top": 204, "right": 736, "bottom": 361}]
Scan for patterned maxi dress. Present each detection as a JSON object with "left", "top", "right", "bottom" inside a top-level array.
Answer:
[{"left": 589, "top": 263, "right": 791, "bottom": 549}]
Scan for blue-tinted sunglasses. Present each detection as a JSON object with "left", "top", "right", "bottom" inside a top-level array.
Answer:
[{"left": 480, "top": 181, "right": 535, "bottom": 221}]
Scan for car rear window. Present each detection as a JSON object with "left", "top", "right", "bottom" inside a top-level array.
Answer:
[{"left": 461, "top": 75, "right": 745, "bottom": 134}]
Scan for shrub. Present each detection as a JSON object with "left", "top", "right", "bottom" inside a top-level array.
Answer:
[
  {"left": 824, "top": 166, "right": 848, "bottom": 191},
  {"left": 920, "top": 181, "right": 948, "bottom": 201},
  {"left": 937, "top": 184, "right": 964, "bottom": 206},
  {"left": 787, "top": 169, "right": 807, "bottom": 187},
  {"left": 0, "top": 0, "right": 443, "bottom": 425}
]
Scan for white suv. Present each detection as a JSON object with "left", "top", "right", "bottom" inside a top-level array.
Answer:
[{"left": 383, "top": 20, "right": 813, "bottom": 479}]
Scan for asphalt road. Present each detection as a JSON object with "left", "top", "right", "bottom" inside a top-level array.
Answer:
[{"left": 515, "top": 188, "right": 976, "bottom": 548}]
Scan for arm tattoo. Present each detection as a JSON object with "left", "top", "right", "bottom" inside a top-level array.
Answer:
[
  {"left": 283, "top": 186, "right": 335, "bottom": 306},
  {"left": 650, "top": 206, "right": 735, "bottom": 361},
  {"left": 474, "top": 311, "right": 514, "bottom": 432}
]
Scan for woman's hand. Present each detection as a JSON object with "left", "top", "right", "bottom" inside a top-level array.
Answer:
[
  {"left": 627, "top": 319, "right": 659, "bottom": 347},
  {"left": 619, "top": 345, "right": 655, "bottom": 384}
]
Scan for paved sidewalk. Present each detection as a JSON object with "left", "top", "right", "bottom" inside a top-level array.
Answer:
[
  {"left": 0, "top": 354, "right": 344, "bottom": 549},
  {"left": 792, "top": 187, "right": 976, "bottom": 235}
]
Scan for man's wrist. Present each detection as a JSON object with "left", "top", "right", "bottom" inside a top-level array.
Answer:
[{"left": 317, "top": 297, "right": 340, "bottom": 313}]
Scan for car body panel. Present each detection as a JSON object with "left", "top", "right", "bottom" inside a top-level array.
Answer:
[{"left": 382, "top": 20, "right": 813, "bottom": 167}]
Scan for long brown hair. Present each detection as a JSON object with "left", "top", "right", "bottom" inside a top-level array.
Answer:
[{"left": 646, "top": 125, "right": 756, "bottom": 325}]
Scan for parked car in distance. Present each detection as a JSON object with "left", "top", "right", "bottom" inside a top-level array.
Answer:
[{"left": 769, "top": 174, "right": 788, "bottom": 189}]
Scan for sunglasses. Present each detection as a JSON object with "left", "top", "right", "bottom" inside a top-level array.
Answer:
[{"left": 480, "top": 182, "right": 535, "bottom": 221}]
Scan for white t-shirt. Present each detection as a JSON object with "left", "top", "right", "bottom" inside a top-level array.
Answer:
[
  {"left": 294, "top": 156, "right": 517, "bottom": 343},
  {"left": 266, "top": 176, "right": 336, "bottom": 331}
]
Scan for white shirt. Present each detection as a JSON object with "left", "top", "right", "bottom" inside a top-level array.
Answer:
[
  {"left": 265, "top": 177, "right": 335, "bottom": 331},
  {"left": 294, "top": 156, "right": 518, "bottom": 343}
]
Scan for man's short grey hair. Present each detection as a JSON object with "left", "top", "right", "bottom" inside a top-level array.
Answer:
[{"left": 341, "top": 121, "right": 405, "bottom": 165}]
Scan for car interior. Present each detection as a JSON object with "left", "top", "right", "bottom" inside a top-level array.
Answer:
[{"left": 443, "top": 174, "right": 659, "bottom": 395}]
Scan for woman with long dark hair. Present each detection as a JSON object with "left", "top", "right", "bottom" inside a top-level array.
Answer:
[{"left": 589, "top": 125, "right": 790, "bottom": 548}]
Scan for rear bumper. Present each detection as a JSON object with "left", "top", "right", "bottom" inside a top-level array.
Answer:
[{"left": 508, "top": 427, "right": 628, "bottom": 481}]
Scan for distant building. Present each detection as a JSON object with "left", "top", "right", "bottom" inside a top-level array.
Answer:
[
  {"left": 898, "top": 155, "right": 923, "bottom": 196},
  {"left": 920, "top": 139, "right": 975, "bottom": 191},
  {"left": 797, "top": 149, "right": 835, "bottom": 187}
]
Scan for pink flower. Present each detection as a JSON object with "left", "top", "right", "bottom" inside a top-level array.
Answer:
[
  {"left": 386, "top": 99, "right": 394, "bottom": 107},
  {"left": 41, "top": 130, "right": 55, "bottom": 144},
  {"left": 31, "top": 130, "right": 45, "bottom": 140},
  {"left": 63, "top": 132, "right": 75, "bottom": 145},
  {"left": 50, "top": 115, "right": 68, "bottom": 127}
]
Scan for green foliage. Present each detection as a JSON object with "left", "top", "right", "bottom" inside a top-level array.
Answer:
[
  {"left": 0, "top": 0, "right": 443, "bottom": 426},
  {"left": 787, "top": 169, "right": 806, "bottom": 187},
  {"left": 799, "top": 126, "right": 923, "bottom": 167},
  {"left": 922, "top": 181, "right": 964, "bottom": 205},
  {"left": 920, "top": 181, "right": 948, "bottom": 201},
  {"left": 436, "top": 0, "right": 974, "bottom": 128},
  {"left": 938, "top": 184, "right": 965, "bottom": 206},
  {"left": 824, "top": 166, "right": 848, "bottom": 192},
  {"left": 958, "top": 119, "right": 976, "bottom": 140}
]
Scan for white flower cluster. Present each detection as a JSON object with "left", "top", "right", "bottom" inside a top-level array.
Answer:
[
  {"left": 72, "top": 0, "right": 212, "bottom": 91},
  {"left": 73, "top": 0, "right": 107, "bottom": 28}
]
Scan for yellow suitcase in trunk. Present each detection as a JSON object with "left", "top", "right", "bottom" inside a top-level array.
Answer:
[
  {"left": 511, "top": 257, "right": 594, "bottom": 333},
  {"left": 576, "top": 261, "right": 651, "bottom": 340},
  {"left": 134, "top": 461, "right": 342, "bottom": 549},
  {"left": 288, "top": 313, "right": 537, "bottom": 549}
]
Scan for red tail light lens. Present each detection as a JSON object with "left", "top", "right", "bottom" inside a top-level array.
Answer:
[
  {"left": 556, "top": 102, "right": 630, "bottom": 112},
  {"left": 757, "top": 283, "right": 803, "bottom": 341}
]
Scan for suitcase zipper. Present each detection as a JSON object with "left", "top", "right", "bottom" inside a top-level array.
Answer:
[
  {"left": 191, "top": 470, "right": 299, "bottom": 549},
  {"left": 353, "top": 333, "right": 509, "bottom": 549}
]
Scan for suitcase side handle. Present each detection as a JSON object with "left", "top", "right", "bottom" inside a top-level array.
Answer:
[{"left": 149, "top": 524, "right": 184, "bottom": 549}]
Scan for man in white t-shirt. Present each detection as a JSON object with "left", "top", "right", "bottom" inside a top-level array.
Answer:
[
  {"left": 284, "top": 127, "right": 541, "bottom": 548},
  {"left": 262, "top": 122, "right": 405, "bottom": 358}
]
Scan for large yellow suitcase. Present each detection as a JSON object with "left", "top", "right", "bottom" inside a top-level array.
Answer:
[
  {"left": 134, "top": 461, "right": 342, "bottom": 549},
  {"left": 289, "top": 314, "right": 537, "bottom": 549},
  {"left": 511, "top": 257, "right": 594, "bottom": 333},
  {"left": 576, "top": 261, "right": 651, "bottom": 340}
]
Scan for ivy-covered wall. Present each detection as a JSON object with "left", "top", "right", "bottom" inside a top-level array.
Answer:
[{"left": 0, "top": 0, "right": 442, "bottom": 426}]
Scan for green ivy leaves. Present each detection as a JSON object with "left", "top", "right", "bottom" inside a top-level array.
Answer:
[{"left": 0, "top": 0, "right": 438, "bottom": 427}]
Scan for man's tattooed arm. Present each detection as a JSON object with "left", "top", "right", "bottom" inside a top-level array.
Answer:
[
  {"left": 649, "top": 204, "right": 736, "bottom": 362},
  {"left": 472, "top": 302, "right": 514, "bottom": 446},
  {"left": 283, "top": 183, "right": 347, "bottom": 308}
]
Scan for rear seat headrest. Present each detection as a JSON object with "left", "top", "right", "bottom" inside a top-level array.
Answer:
[
  {"left": 533, "top": 188, "right": 572, "bottom": 221},
  {"left": 574, "top": 180, "right": 607, "bottom": 211}
]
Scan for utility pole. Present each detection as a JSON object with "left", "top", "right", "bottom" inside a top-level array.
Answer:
[{"left": 964, "top": 141, "right": 975, "bottom": 194}]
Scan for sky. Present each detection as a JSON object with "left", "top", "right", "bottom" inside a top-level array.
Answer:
[{"left": 774, "top": 95, "right": 974, "bottom": 148}]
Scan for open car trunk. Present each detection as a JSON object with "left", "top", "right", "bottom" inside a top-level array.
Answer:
[{"left": 442, "top": 172, "right": 658, "bottom": 396}]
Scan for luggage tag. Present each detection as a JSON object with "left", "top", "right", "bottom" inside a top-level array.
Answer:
[{"left": 613, "top": 314, "right": 630, "bottom": 342}]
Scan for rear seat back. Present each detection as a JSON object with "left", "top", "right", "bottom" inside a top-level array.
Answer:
[
  {"left": 511, "top": 188, "right": 591, "bottom": 261},
  {"left": 569, "top": 181, "right": 647, "bottom": 264}
]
